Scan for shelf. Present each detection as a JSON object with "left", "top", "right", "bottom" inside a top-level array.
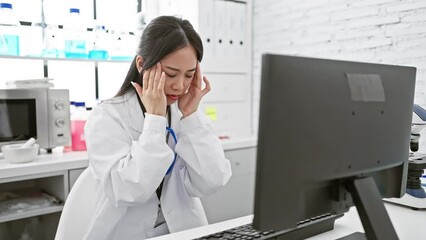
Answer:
[
  {"left": 0, "top": 54, "right": 133, "bottom": 64},
  {"left": 0, "top": 204, "right": 64, "bottom": 223}
]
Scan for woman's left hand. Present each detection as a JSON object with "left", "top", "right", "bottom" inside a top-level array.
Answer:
[{"left": 178, "top": 62, "right": 211, "bottom": 118}]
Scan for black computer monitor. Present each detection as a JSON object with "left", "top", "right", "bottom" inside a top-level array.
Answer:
[{"left": 253, "top": 54, "right": 416, "bottom": 239}]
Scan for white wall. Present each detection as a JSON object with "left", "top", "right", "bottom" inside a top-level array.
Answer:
[{"left": 253, "top": 0, "right": 426, "bottom": 148}]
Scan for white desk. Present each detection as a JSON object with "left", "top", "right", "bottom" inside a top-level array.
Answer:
[{"left": 149, "top": 203, "right": 426, "bottom": 240}]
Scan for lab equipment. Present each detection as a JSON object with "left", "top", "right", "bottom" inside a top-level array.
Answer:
[
  {"left": 0, "top": 2, "right": 20, "bottom": 56},
  {"left": 63, "top": 8, "right": 87, "bottom": 59},
  {"left": 384, "top": 105, "right": 426, "bottom": 209},
  {"left": 42, "top": 24, "right": 63, "bottom": 58},
  {"left": 0, "top": 89, "right": 71, "bottom": 152},
  {"left": 63, "top": 101, "right": 76, "bottom": 152},
  {"left": 20, "top": 138, "right": 36, "bottom": 148},
  {"left": 88, "top": 24, "right": 109, "bottom": 60},
  {"left": 108, "top": 29, "right": 134, "bottom": 61},
  {"left": 253, "top": 54, "right": 415, "bottom": 239},
  {"left": 406, "top": 104, "right": 426, "bottom": 198},
  {"left": 71, "top": 102, "right": 88, "bottom": 151},
  {"left": 1, "top": 143, "right": 39, "bottom": 163},
  {"left": 42, "top": 0, "right": 65, "bottom": 58}
]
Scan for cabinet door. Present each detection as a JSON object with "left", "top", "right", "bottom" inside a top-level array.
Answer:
[
  {"left": 201, "top": 147, "right": 257, "bottom": 224},
  {"left": 69, "top": 168, "right": 86, "bottom": 190}
]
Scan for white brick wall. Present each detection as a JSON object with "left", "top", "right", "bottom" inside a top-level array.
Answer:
[{"left": 253, "top": 0, "right": 426, "bottom": 150}]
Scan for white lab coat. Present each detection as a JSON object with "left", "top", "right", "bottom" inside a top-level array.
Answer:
[{"left": 82, "top": 91, "right": 232, "bottom": 239}]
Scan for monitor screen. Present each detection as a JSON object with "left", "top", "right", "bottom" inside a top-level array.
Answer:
[{"left": 253, "top": 54, "right": 416, "bottom": 239}]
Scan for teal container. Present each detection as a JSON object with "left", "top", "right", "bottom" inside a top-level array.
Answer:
[
  {"left": 88, "top": 50, "right": 108, "bottom": 60},
  {"left": 65, "top": 39, "right": 87, "bottom": 58},
  {"left": 63, "top": 8, "right": 87, "bottom": 59},
  {"left": 0, "top": 3, "right": 21, "bottom": 56},
  {"left": 0, "top": 34, "right": 19, "bottom": 55}
]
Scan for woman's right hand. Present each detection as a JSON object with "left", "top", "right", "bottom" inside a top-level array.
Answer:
[{"left": 132, "top": 62, "right": 167, "bottom": 116}]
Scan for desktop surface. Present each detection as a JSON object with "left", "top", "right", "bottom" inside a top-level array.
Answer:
[{"left": 148, "top": 203, "right": 426, "bottom": 240}]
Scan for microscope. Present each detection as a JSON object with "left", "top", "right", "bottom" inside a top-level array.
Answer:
[
  {"left": 386, "top": 104, "right": 426, "bottom": 209},
  {"left": 407, "top": 104, "right": 426, "bottom": 199}
]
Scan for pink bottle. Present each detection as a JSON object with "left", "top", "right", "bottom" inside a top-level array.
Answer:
[
  {"left": 71, "top": 102, "right": 87, "bottom": 151},
  {"left": 63, "top": 101, "right": 76, "bottom": 152}
]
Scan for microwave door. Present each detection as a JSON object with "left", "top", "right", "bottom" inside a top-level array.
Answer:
[
  {"left": 0, "top": 98, "right": 37, "bottom": 140},
  {"left": 0, "top": 89, "right": 49, "bottom": 149}
]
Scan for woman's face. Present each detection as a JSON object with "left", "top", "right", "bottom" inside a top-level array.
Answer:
[{"left": 160, "top": 45, "right": 197, "bottom": 105}]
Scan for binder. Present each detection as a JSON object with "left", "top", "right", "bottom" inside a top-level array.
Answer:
[
  {"left": 234, "top": 1, "right": 247, "bottom": 57},
  {"left": 225, "top": 0, "right": 238, "bottom": 57},
  {"left": 214, "top": 0, "right": 228, "bottom": 57},
  {"left": 198, "top": 0, "right": 215, "bottom": 58}
]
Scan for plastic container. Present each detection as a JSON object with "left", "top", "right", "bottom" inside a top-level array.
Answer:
[
  {"left": 63, "top": 8, "right": 87, "bottom": 59},
  {"left": 71, "top": 101, "right": 88, "bottom": 151},
  {"left": 88, "top": 24, "right": 109, "bottom": 60},
  {"left": 0, "top": 2, "right": 21, "bottom": 56},
  {"left": 63, "top": 101, "right": 76, "bottom": 152},
  {"left": 41, "top": 0, "right": 64, "bottom": 58},
  {"left": 108, "top": 29, "right": 134, "bottom": 61},
  {"left": 42, "top": 24, "right": 64, "bottom": 58},
  {"left": 1, "top": 143, "right": 39, "bottom": 163}
]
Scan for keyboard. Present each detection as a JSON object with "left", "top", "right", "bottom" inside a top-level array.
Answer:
[{"left": 194, "top": 213, "right": 343, "bottom": 240}]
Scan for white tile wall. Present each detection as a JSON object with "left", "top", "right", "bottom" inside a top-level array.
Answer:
[{"left": 253, "top": 0, "right": 426, "bottom": 150}]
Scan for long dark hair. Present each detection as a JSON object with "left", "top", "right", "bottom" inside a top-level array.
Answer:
[{"left": 116, "top": 15, "right": 204, "bottom": 97}]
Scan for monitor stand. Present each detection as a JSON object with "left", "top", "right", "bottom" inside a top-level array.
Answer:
[
  {"left": 337, "top": 232, "right": 366, "bottom": 240},
  {"left": 340, "top": 177, "right": 398, "bottom": 240}
]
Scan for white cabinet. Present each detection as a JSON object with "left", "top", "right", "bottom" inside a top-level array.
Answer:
[
  {"left": 202, "top": 139, "right": 257, "bottom": 224},
  {"left": 149, "top": 0, "right": 254, "bottom": 139},
  {"left": 0, "top": 152, "right": 88, "bottom": 240}
]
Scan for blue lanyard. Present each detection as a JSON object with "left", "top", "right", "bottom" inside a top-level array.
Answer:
[{"left": 166, "top": 127, "right": 177, "bottom": 175}]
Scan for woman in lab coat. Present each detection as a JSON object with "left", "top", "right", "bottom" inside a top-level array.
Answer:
[{"left": 83, "top": 16, "right": 232, "bottom": 239}]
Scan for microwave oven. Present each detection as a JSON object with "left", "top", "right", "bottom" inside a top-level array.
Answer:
[{"left": 0, "top": 89, "right": 71, "bottom": 152}]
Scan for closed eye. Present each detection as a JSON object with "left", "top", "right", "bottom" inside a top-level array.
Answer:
[
  {"left": 186, "top": 75, "right": 194, "bottom": 79},
  {"left": 166, "top": 73, "right": 176, "bottom": 78}
]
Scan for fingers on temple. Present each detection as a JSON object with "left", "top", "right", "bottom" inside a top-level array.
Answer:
[
  {"left": 202, "top": 76, "right": 211, "bottom": 95},
  {"left": 158, "top": 72, "right": 165, "bottom": 91},
  {"left": 154, "top": 62, "right": 161, "bottom": 90},
  {"left": 142, "top": 69, "right": 148, "bottom": 91},
  {"left": 194, "top": 62, "right": 202, "bottom": 88},
  {"left": 148, "top": 65, "right": 157, "bottom": 91}
]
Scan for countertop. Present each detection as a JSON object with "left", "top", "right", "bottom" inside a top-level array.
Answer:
[{"left": 0, "top": 136, "right": 257, "bottom": 179}]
